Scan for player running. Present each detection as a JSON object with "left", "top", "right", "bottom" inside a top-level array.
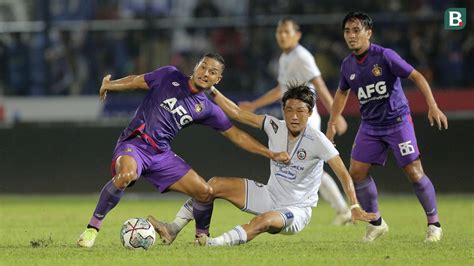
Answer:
[
  {"left": 326, "top": 12, "right": 447, "bottom": 242},
  {"left": 77, "top": 53, "right": 290, "bottom": 248},
  {"left": 239, "top": 17, "right": 352, "bottom": 225},
  {"left": 148, "top": 85, "right": 376, "bottom": 246}
]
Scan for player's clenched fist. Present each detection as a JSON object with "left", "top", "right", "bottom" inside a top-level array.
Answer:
[
  {"left": 271, "top": 151, "right": 290, "bottom": 164},
  {"left": 99, "top": 74, "right": 112, "bottom": 101}
]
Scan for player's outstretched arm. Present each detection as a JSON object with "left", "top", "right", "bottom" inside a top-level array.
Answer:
[
  {"left": 326, "top": 155, "right": 378, "bottom": 223},
  {"left": 99, "top": 74, "right": 149, "bottom": 101},
  {"left": 209, "top": 86, "right": 265, "bottom": 129},
  {"left": 311, "top": 77, "right": 348, "bottom": 135},
  {"left": 238, "top": 85, "right": 282, "bottom": 112},
  {"left": 408, "top": 70, "right": 448, "bottom": 130},
  {"left": 326, "top": 88, "right": 350, "bottom": 143},
  {"left": 221, "top": 126, "right": 290, "bottom": 163}
]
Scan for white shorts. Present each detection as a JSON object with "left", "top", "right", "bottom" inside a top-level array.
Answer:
[{"left": 241, "top": 179, "right": 312, "bottom": 235}]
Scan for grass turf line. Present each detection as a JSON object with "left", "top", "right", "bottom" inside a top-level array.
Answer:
[{"left": 0, "top": 195, "right": 472, "bottom": 265}]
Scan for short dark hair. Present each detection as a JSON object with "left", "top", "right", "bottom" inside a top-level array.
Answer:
[
  {"left": 200, "top": 52, "right": 225, "bottom": 71},
  {"left": 278, "top": 16, "right": 300, "bottom": 32},
  {"left": 342, "top": 11, "right": 373, "bottom": 31},
  {"left": 282, "top": 85, "right": 315, "bottom": 111}
]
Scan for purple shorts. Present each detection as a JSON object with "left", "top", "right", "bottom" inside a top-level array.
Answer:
[
  {"left": 111, "top": 137, "right": 191, "bottom": 193},
  {"left": 351, "top": 119, "right": 420, "bottom": 168}
]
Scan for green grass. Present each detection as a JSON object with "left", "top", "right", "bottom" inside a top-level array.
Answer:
[{"left": 0, "top": 194, "right": 473, "bottom": 265}]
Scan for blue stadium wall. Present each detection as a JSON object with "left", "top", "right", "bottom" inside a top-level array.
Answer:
[{"left": 0, "top": 116, "right": 471, "bottom": 194}]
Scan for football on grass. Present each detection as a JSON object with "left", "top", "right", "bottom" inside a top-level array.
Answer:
[{"left": 120, "top": 218, "right": 156, "bottom": 250}]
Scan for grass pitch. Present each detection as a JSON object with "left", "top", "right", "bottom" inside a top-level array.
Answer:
[{"left": 0, "top": 194, "right": 472, "bottom": 265}]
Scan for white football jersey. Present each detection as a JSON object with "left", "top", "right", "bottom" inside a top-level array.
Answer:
[
  {"left": 263, "top": 115, "right": 339, "bottom": 208},
  {"left": 277, "top": 44, "right": 322, "bottom": 130}
]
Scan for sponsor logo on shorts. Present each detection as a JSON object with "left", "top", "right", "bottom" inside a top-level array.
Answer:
[
  {"left": 398, "top": 140, "right": 415, "bottom": 156},
  {"left": 172, "top": 81, "right": 180, "bottom": 86},
  {"left": 125, "top": 148, "right": 133, "bottom": 152},
  {"left": 296, "top": 148, "right": 306, "bottom": 160},
  {"left": 350, "top": 73, "right": 356, "bottom": 80},
  {"left": 253, "top": 181, "right": 264, "bottom": 187},
  {"left": 270, "top": 119, "right": 279, "bottom": 133},
  {"left": 284, "top": 212, "right": 294, "bottom": 219}
]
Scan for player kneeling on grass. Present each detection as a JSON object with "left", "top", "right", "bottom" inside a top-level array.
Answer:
[{"left": 148, "top": 85, "right": 376, "bottom": 246}]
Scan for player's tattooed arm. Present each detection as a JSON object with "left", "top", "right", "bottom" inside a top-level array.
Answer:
[
  {"left": 209, "top": 86, "right": 265, "bottom": 129},
  {"left": 99, "top": 74, "right": 149, "bottom": 101},
  {"left": 408, "top": 70, "right": 448, "bottom": 130}
]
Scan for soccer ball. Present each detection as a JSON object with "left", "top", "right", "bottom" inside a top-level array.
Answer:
[{"left": 120, "top": 218, "right": 156, "bottom": 250}]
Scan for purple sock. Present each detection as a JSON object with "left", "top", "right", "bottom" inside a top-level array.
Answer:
[
  {"left": 354, "top": 176, "right": 380, "bottom": 220},
  {"left": 413, "top": 175, "right": 439, "bottom": 224},
  {"left": 192, "top": 201, "right": 213, "bottom": 236},
  {"left": 88, "top": 180, "right": 125, "bottom": 229}
]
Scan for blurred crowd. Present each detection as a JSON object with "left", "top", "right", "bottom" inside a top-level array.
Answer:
[{"left": 0, "top": 0, "right": 471, "bottom": 96}]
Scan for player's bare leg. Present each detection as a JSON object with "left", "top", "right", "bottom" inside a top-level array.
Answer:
[
  {"left": 78, "top": 155, "right": 138, "bottom": 248},
  {"left": 403, "top": 159, "right": 442, "bottom": 242},
  {"left": 150, "top": 177, "right": 246, "bottom": 244},
  {"left": 350, "top": 159, "right": 388, "bottom": 242},
  {"left": 197, "top": 211, "right": 284, "bottom": 246},
  {"left": 147, "top": 169, "right": 213, "bottom": 244}
]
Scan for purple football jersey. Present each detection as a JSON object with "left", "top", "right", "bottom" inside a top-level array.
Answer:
[
  {"left": 339, "top": 44, "right": 414, "bottom": 127},
  {"left": 117, "top": 66, "right": 232, "bottom": 151}
]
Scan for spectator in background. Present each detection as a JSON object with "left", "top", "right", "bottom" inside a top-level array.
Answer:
[
  {"left": 0, "top": 37, "right": 7, "bottom": 94},
  {"left": 45, "top": 30, "right": 75, "bottom": 95},
  {"left": 436, "top": 31, "right": 465, "bottom": 87},
  {"left": 6, "top": 33, "right": 30, "bottom": 95},
  {"left": 193, "top": 0, "right": 220, "bottom": 18}
]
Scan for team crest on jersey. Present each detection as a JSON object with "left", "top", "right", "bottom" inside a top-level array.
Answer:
[
  {"left": 372, "top": 64, "right": 382, "bottom": 77},
  {"left": 195, "top": 103, "right": 203, "bottom": 113},
  {"left": 296, "top": 148, "right": 307, "bottom": 160},
  {"left": 270, "top": 120, "right": 279, "bottom": 133}
]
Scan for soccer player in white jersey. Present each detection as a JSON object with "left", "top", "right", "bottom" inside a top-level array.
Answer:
[
  {"left": 148, "top": 85, "right": 376, "bottom": 246},
  {"left": 239, "top": 17, "right": 351, "bottom": 225}
]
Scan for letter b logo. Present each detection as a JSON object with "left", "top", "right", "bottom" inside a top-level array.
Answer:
[{"left": 444, "top": 8, "right": 466, "bottom": 30}]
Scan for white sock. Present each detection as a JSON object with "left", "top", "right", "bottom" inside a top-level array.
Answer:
[
  {"left": 172, "top": 198, "right": 194, "bottom": 231},
  {"left": 319, "top": 172, "right": 348, "bottom": 213},
  {"left": 212, "top": 225, "right": 247, "bottom": 246}
]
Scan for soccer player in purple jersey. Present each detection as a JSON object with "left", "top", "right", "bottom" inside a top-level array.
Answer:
[
  {"left": 326, "top": 12, "right": 448, "bottom": 243},
  {"left": 77, "top": 53, "right": 290, "bottom": 248}
]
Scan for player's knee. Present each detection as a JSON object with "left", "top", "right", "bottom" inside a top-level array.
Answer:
[
  {"left": 113, "top": 170, "right": 138, "bottom": 189},
  {"left": 349, "top": 169, "right": 367, "bottom": 182},
  {"left": 207, "top": 176, "right": 222, "bottom": 193},
  {"left": 404, "top": 164, "right": 425, "bottom": 182},
  {"left": 194, "top": 183, "right": 214, "bottom": 203}
]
